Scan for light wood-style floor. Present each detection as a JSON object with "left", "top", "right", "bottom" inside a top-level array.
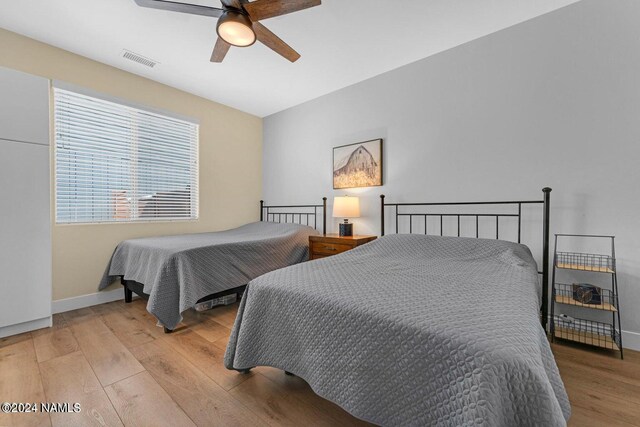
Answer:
[{"left": 0, "top": 298, "right": 638, "bottom": 427}]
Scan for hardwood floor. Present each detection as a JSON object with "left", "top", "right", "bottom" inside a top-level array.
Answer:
[{"left": 0, "top": 298, "right": 637, "bottom": 426}]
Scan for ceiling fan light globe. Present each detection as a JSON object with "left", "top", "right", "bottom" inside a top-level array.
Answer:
[{"left": 216, "top": 11, "right": 256, "bottom": 47}]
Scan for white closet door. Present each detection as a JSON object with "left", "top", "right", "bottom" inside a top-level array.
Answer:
[
  {"left": 0, "top": 140, "right": 51, "bottom": 328},
  {"left": 0, "top": 67, "right": 49, "bottom": 146}
]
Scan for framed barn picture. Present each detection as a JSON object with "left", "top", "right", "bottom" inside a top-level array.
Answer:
[{"left": 333, "top": 139, "right": 383, "bottom": 189}]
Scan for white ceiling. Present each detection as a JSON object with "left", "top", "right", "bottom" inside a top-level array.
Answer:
[{"left": 0, "top": 0, "right": 580, "bottom": 117}]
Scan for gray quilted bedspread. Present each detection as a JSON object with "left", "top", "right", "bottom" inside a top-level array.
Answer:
[
  {"left": 99, "top": 222, "right": 317, "bottom": 329},
  {"left": 225, "top": 234, "right": 570, "bottom": 426}
]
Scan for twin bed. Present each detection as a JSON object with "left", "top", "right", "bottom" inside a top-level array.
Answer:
[
  {"left": 99, "top": 199, "right": 327, "bottom": 331},
  {"left": 100, "top": 189, "right": 570, "bottom": 425}
]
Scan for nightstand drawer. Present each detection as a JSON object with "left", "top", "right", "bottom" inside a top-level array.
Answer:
[
  {"left": 308, "top": 234, "right": 377, "bottom": 261},
  {"left": 311, "top": 241, "right": 353, "bottom": 255}
]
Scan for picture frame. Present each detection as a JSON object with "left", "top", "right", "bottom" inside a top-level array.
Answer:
[{"left": 333, "top": 138, "right": 383, "bottom": 189}]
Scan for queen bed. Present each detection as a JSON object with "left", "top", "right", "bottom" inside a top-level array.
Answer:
[
  {"left": 99, "top": 199, "right": 326, "bottom": 331},
  {"left": 224, "top": 188, "right": 571, "bottom": 426}
]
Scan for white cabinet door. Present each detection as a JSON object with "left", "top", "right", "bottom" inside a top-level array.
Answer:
[
  {"left": 0, "top": 140, "right": 51, "bottom": 328},
  {"left": 0, "top": 66, "right": 50, "bottom": 146}
]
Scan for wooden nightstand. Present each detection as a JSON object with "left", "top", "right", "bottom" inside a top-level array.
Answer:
[{"left": 309, "top": 234, "right": 377, "bottom": 260}]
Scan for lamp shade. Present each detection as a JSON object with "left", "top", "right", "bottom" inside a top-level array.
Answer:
[
  {"left": 216, "top": 11, "right": 256, "bottom": 47},
  {"left": 333, "top": 196, "right": 360, "bottom": 218}
]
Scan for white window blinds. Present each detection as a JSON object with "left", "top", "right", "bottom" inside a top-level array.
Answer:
[{"left": 54, "top": 88, "right": 199, "bottom": 224}]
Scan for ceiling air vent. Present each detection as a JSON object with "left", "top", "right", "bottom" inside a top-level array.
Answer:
[{"left": 121, "top": 50, "right": 158, "bottom": 68}]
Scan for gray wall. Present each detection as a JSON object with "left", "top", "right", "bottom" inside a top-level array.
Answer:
[{"left": 263, "top": 0, "right": 640, "bottom": 347}]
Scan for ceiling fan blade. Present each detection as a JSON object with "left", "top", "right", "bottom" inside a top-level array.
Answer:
[
  {"left": 210, "top": 37, "right": 231, "bottom": 62},
  {"left": 253, "top": 22, "right": 300, "bottom": 62},
  {"left": 244, "top": 0, "right": 320, "bottom": 21},
  {"left": 134, "top": 0, "right": 224, "bottom": 17},
  {"left": 221, "top": 0, "right": 243, "bottom": 9}
]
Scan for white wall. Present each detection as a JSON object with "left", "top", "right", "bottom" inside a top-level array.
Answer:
[{"left": 263, "top": 0, "right": 640, "bottom": 347}]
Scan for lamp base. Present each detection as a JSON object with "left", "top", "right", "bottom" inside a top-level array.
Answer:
[{"left": 339, "top": 222, "right": 353, "bottom": 237}]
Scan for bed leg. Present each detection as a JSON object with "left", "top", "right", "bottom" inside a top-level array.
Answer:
[
  {"left": 124, "top": 286, "right": 132, "bottom": 303},
  {"left": 163, "top": 327, "right": 173, "bottom": 334},
  {"left": 239, "top": 368, "right": 252, "bottom": 374},
  {"left": 285, "top": 371, "right": 294, "bottom": 376}
]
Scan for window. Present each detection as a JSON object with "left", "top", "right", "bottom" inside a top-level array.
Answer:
[{"left": 54, "top": 88, "right": 198, "bottom": 224}]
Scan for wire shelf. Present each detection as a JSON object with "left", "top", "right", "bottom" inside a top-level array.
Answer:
[
  {"left": 556, "top": 251, "right": 615, "bottom": 273},
  {"left": 553, "top": 283, "right": 617, "bottom": 312},
  {"left": 553, "top": 315, "right": 621, "bottom": 351}
]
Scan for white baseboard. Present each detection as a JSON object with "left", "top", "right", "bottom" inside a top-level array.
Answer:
[
  {"left": 622, "top": 330, "right": 640, "bottom": 352},
  {"left": 52, "top": 288, "right": 134, "bottom": 314},
  {"left": 45, "top": 294, "right": 640, "bottom": 352},
  {"left": 0, "top": 316, "right": 52, "bottom": 339},
  {"left": 1, "top": 290, "right": 136, "bottom": 338}
]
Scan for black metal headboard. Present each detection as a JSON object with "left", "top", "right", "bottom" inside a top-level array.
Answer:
[
  {"left": 380, "top": 188, "right": 552, "bottom": 331},
  {"left": 260, "top": 198, "right": 327, "bottom": 236}
]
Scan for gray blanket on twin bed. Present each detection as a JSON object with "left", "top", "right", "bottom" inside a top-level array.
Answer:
[
  {"left": 99, "top": 222, "right": 317, "bottom": 329},
  {"left": 225, "top": 234, "right": 570, "bottom": 426}
]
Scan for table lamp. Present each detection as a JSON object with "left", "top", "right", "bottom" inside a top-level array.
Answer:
[{"left": 333, "top": 196, "right": 360, "bottom": 236}]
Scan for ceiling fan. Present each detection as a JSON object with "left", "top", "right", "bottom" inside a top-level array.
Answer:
[{"left": 134, "top": 0, "right": 321, "bottom": 63}]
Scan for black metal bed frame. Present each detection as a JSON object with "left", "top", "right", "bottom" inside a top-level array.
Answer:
[
  {"left": 260, "top": 198, "right": 327, "bottom": 235},
  {"left": 122, "top": 198, "right": 328, "bottom": 332},
  {"left": 380, "top": 187, "right": 552, "bottom": 331}
]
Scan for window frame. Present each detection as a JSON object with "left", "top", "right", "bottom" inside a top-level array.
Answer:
[{"left": 53, "top": 84, "right": 200, "bottom": 225}]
